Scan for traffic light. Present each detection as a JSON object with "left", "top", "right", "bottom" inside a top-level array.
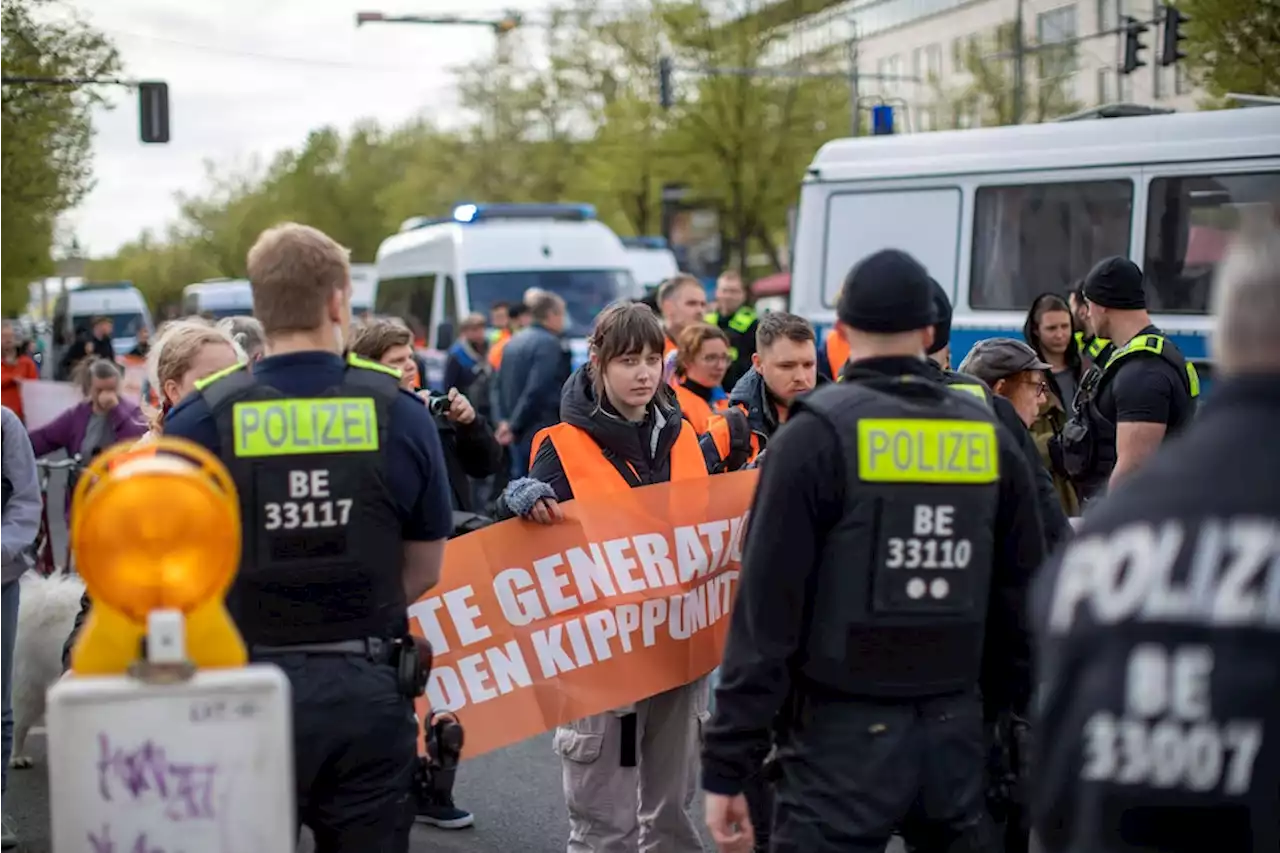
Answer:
[
  {"left": 68, "top": 438, "right": 247, "bottom": 675},
  {"left": 138, "top": 81, "right": 169, "bottom": 144},
  {"left": 1160, "top": 4, "right": 1188, "bottom": 67},
  {"left": 658, "top": 56, "right": 674, "bottom": 110},
  {"left": 493, "top": 11, "right": 522, "bottom": 34},
  {"left": 1121, "top": 16, "right": 1148, "bottom": 76}
]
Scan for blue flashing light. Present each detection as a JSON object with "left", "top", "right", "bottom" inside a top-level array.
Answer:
[
  {"left": 871, "top": 105, "right": 895, "bottom": 136},
  {"left": 450, "top": 202, "right": 596, "bottom": 224},
  {"left": 621, "top": 236, "right": 669, "bottom": 250}
]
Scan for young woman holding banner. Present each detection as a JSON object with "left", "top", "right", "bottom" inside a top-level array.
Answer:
[{"left": 497, "top": 300, "right": 712, "bottom": 853}]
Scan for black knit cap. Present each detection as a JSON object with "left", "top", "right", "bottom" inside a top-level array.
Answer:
[
  {"left": 1084, "top": 256, "right": 1147, "bottom": 310},
  {"left": 928, "top": 277, "right": 952, "bottom": 355},
  {"left": 837, "top": 249, "right": 938, "bottom": 333}
]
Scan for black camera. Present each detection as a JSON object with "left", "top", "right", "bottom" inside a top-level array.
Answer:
[{"left": 425, "top": 393, "right": 450, "bottom": 418}]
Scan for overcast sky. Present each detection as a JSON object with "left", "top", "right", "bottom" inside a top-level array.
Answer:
[{"left": 60, "top": 0, "right": 552, "bottom": 257}]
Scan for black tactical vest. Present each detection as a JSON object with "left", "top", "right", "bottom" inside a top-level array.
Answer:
[
  {"left": 795, "top": 376, "right": 1001, "bottom": 699},
  {"left": 197, "top": 357, "right": 407, "bottom": 646},
  {"left": 1057, "top": 333, "right": 1200, "bottom": 496}
]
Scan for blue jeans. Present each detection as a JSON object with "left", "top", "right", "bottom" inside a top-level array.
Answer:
[{"left": 1, "top": 579, "right": 19, "bottom": 794}]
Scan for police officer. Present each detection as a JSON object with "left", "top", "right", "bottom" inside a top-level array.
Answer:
[
  {"left": 1031, "top": 218, "right": 1280, "bottom": 853},
  {"left": 163, "top": 223, "right": 454, "bottom": 852},
  {"left": 927, "top": 280, "right": 1072, "bottom": 550},
  {"left": 702, "top": 249, "right": 1046, "bottom": 853},
  {"left": 1056, "top": 257, "right": 1199, "bottom": 503},
  {"left": 705, "top": 270, "right": 759, "bottom": 390}
]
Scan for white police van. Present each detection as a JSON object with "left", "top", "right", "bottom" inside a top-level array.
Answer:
[
  {"left": 52, "top": 282, "right": 154, "bottom": 359},
  {"left": 181, "top": 279, "right": 253, "bottom": 319},
  {"left": 621, "top": 236, "right": 680, "bottom": 292},
  {"left": 373, "top": 203, "right": 637, "bottom": 386},
  {"left": 789, "top": 105, "right": 1280, "bottom": 371}
]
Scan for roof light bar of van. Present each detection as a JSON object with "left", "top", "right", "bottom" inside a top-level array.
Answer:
[
  {"left": 450, "top": 203, "right": 597, "bottom": 223},
  {"left": 621, "top": 236, "right": 669, "bottom": 250}
]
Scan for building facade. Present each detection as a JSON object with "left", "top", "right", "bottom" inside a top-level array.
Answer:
[{"left": 760, "top": 0, "right": 1203, "bottom": 131}]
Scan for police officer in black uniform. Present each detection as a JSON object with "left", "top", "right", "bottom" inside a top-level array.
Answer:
[
  {"left": 1031, "top": 219, "right": 1280, "bottom": 853},
  {"left": 1056, "top": 257, "right": 1199, "bottom": 504},
  {"left": 164, "top": 223, "right": 453, "bottom": 852},
  {"left": 702, "top": 249, "right": 1046, "bottom": 853}
]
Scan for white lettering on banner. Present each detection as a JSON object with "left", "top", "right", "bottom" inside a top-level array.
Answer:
[
  {"left": 1048, "top": 518, "right": 1280, "bottom": 632},
  {"left": 486, "top": 512, "right": 749, "bottom": 627},
  {"left": 416, "top": 570, "right": 742, "bottom": 712},
  {"left": 1079, "top": 645, "right": 1265, "bottom": 796}
]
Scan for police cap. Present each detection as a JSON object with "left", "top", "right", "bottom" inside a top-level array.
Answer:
[
  {"left": 957, "top": 337, "right": 1052, "bottom": 387},
  {"left": 836, "top": 249, "right": 938, "bottom": 333}
]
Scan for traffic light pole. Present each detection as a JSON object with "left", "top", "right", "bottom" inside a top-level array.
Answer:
[{"left": 1, "top": 76, "right": 170, "bottom": 143}]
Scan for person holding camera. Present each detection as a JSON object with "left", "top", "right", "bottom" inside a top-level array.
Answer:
[{"left": 350, "top": 317, "right": 505, "bottom": 830}]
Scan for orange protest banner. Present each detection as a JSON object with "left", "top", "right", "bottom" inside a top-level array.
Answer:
[{"left": 409, "top": 469, "right": 759, "bottom": 759}]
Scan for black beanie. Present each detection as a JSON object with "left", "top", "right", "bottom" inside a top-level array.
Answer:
[
  {"left": 928, "top": 278, "right": 952, "bottom": 355},
  {"left": 837, "top": 249, "right": 938, "bottom": 333},
  {"left": 1084, "top": 256, "right": 1147, "bottom": 310}
]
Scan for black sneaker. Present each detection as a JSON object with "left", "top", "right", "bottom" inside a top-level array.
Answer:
[{"left": 416, "top": 794, "right": 474, "bottom": 829}]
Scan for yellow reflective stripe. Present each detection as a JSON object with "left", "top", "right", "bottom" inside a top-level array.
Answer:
[
  {"left": 1186, "top": 362, "right": 1201, "bottom": 398},
  {"left": 704, "top": 312, "right": 720, "bottom": 325},
  {"left": 232, "top": 398, "right": 379, "bottom": 457},
  {"left": 727, "top": 345, "right": 739, "bottom": 361},
  {"left": 857, "top": 418, "right": 999, "bottom": 484},
  {"left": 194, "top": 362, "right": 247, "bottom": 391},
  {"left": 346, "top": 352, "right": 403, "bottom": 379},
  {"left": 728, "top": 307, "right": 756, "bottom": 334},
  {"left": 950, "top": 383, "right": 988, "bottom": 401}
]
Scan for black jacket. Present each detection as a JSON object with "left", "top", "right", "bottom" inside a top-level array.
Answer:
[
  {"left": 726, "top": 367, "right": 829, "bottom": 456},
  {"left": 436, "top": 413, "right": 504, "bottom": 514},
  {"left": 497, "top": 365, "right": 695, "bottom": 514}
]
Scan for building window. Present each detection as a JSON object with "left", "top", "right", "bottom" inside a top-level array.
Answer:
[
  {"left": 1036, "top": 5, "right": 1078, "bottom": 79},
  {"left": 1096, "top": 0, "right": 1117, "bottom": 28},
  {"left": 1175, "top": 63, "right": 1191, "bottom": 95},
  {"left": 1096, "top": 67, "right": 1112, "bottom": 103},
  {"left": 913, "top": 47, "right": 924, "bottom": 84},
  {"left": 1144, "top": 171, "right": 1280, "bottom": 313},
  {"left": 970, "top": 179, "right": 1134, "bottom": 310},
  {"left": 926, "top": 44, "right": 943, "bottom": 83}
]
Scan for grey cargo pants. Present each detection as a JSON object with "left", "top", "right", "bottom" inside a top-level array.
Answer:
[{"left": 554, "top": 676, "right": 709, "bottom": 853}]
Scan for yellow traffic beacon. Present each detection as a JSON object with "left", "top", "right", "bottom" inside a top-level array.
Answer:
[
  {"left": 68, "top": 436, "right": 247, "bottom": 673},
  {"left": 48, "top": 437, "right": 295, "bottom": 853}
]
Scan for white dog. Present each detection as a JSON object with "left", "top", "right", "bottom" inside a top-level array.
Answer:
[{"left": 9, "top": 571, "right": 85, "bottom": 769}]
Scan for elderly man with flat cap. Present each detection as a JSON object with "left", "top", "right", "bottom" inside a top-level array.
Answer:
[
  {"left": 1055, "top": 256, "right": 1199, "bottom": 503},
  {"left": 702, "top": 248, "right": 1045, "bottom": 853}
]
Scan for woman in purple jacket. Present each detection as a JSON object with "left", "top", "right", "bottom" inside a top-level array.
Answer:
[{"left": 28, "top": 358, "right": 147, "bottom": 518}]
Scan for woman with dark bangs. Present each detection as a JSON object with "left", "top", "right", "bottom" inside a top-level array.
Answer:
[
  {"left": 496, "top": 299, "right": 711, "bottom": 852},
  {"left": 1022, "top": 293, "right": 1082, "bottom": 515}
]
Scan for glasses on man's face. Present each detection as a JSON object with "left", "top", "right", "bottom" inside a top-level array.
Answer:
[{"left": 1022, "top": 380, "right": 1048, "bottom": 396}]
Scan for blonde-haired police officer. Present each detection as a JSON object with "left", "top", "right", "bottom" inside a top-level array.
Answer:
[
  {"left": 163, "top": 224, "right": 452, "bottom": 852},
  {"left": 702, "top": 249, "right": 1046, "bottom": 853}
]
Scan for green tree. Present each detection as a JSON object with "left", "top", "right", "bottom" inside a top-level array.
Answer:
[
  {"left": 934, "top": 25, "right": 1080, "bottom": 128},
  {"left": 658, "top": 0, "right": 850, "bottom": 272},
  {"left": 1175, "top": 0, "right": 1280, "bottom": 101},
  {"left": 1, "top": 0, "right": 119, "bottom": 315}
]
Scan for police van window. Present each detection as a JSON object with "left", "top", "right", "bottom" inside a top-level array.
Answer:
[
  {"left": 970, "top": 179, "right": 1133, "bottom": 310},
  {"left": 374, "top": 274, "right": 436, "bottom": 333},
  {"left": 1144, "top": 170, "right": 1280, "bottom": 314},
  {"left": 823, "top": 188, "right": 962, "bottom": 307}
]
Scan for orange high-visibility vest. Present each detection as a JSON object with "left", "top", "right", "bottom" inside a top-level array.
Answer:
[
  {"left": 825, "top": 328, "right": 850, "bottom": 378},
  {"left": 528, "top": 420, "right": 707, "bottom": 496},
  {"left": 674, "top": 383, "right": 728, "bottom": 436},
  {"left": 488, "top": 329, "right": 512, "bottom": 370}
]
